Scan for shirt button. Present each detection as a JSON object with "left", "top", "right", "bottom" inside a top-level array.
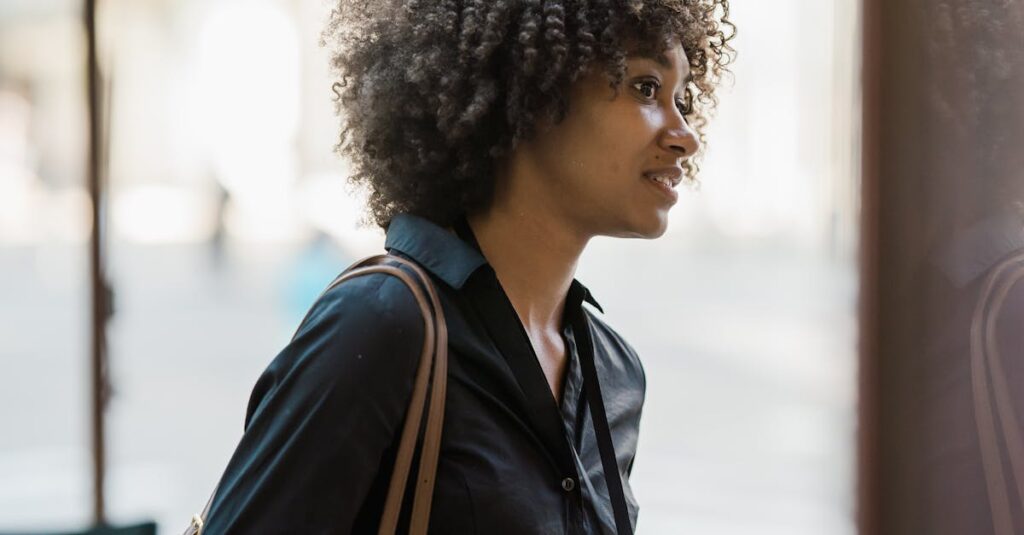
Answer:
[{"left": 561, "top": 477, "right": 576, "bottom": 492}]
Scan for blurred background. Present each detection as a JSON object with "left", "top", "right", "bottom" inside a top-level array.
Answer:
[{"left": 0, "top": 0, "right": 860, "bottom": 533}]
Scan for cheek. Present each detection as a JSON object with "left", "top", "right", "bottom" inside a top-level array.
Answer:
[
  {"left": 586, "top": 112, "right": 654, "bottom": 179},
  {"left": 541, "top": 121, "right": 615, "bottom": 181},
  {"left": 558, "top": 140, "right": 620, "bottom": 187},
  {"left": 539, "top": 97, "right": 657, "bottom": 190}
]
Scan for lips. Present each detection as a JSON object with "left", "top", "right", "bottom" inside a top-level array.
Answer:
[
  {"left": 642, "top": 166, "right": 684, "bottom": 189},
  {"left": 642, "top": 166, "right": 681, "bottom": 204}
]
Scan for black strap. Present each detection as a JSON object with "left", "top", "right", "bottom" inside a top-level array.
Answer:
[
  {"left": 572, "top": 307, "right": 633, "bottom": 535},
  {"left": 453, "top": 215, "right": 632, "bottom": 535}
]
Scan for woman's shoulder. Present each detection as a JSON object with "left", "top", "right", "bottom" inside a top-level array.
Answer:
[
  {"left": 293, "top": 263, "right": 428, "bottom": 342},
  {"left": 245, "top": 264, "right": 429, "bottom": 428},
  {"left": 583, "top": 307, "right": 640, "bottom": 358}
]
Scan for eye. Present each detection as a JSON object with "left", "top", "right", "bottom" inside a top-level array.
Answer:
[
  {"left": 633, "top": 77, "right": 692, "bottom": 116},
  {"left": 676, "top": 92, "right": 693, "bottom": 115},
  {"left": 631, "top": 78, "right": 660, "bottom": 100}
]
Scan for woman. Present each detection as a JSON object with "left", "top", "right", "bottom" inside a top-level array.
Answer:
[{"left": 201, "top": 1, "right": 734, "bottom": 533}]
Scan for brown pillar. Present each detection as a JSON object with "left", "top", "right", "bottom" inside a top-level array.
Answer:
[
  {"left": 85, "top": 0, "right": 110, "bottom": 525},
  {"left": 861, "top": 1, "right": 1024, "bottom": 534}
]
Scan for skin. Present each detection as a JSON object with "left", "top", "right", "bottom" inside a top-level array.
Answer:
[{"left": 454, "top": 40, "right": 700, "bottom": 404}]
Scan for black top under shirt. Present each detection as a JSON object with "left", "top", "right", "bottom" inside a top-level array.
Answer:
[{"left": 201, "top": 212, "right": 647, "bottom": 534}]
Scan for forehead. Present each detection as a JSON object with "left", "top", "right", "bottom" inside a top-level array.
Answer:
[{"left": 626, "top": 42, "right": 691, "bottom": 79}]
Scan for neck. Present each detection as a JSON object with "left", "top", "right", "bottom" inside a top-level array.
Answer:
[{"left": 466, "top": 198, "right": 589, "bottom": 335}]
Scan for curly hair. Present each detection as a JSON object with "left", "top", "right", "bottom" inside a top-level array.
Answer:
[{"left": 324, "top": 0, "right": 736, "bottom": 229}]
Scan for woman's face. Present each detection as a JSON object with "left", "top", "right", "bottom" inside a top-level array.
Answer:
[{"left": 520, "top": 40, "right": 700, "bottom": 239}]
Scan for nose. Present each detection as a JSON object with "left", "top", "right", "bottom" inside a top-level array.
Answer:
[{"left": 660, "top": 114, "right": 701, "bottom": 159}]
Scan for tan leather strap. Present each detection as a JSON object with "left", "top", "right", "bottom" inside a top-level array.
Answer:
[
  {"left": 374, "top": 255, "right": 448, "bottom": 534},
  {"left": 185, "top": 253, "right": 446, "bottom": 535},
  {"left": 970, "top": 250, "right": 1024, "bottom": 535},
  {"left": 345, "top": 255, "right": 448, "bottom": 535}
]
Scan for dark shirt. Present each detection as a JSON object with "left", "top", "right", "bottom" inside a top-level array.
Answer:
[{"left": 202, "top": 213, "right": 647, "bottom": 534}]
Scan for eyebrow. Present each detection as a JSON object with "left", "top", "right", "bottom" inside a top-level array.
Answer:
[{"left": 632, "top": 51, "right": 694, "bottom": 85}]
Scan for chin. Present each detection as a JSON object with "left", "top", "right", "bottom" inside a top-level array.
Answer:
[
  {"left": 609, "top": 213, "right": 670, "bottom": 239},
  {"left": 642, "top": 220, "right": 669, "bottom": 239}
]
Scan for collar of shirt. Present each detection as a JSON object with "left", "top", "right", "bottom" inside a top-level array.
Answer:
[
  {"left": 383, "top": 212, "right": 605, "bottom": 314},
  {"left": 383, "top": 212, "right": 635, "bottom": 531}
]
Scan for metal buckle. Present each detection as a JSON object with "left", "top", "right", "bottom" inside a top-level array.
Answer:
[{"left": 190, "top": 513, "right": 205, "bottom": 535}]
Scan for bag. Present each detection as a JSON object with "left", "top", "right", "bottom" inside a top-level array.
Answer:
[{"left": 184, "top": 253, "right": 448, "bottom": 535}]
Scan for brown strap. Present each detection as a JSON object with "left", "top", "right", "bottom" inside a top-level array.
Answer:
[
  {"left": 970, "top": 250, "right": 1024, "bottom": 535},
  {"left": 350, "top": 255, "right": 448, "bottom": 535},
  {"left": 375, "top": 255, "right": 448, "bottom": 534},
  {"left": 185, "top": 253, "right": 446, "bottom": 535}
]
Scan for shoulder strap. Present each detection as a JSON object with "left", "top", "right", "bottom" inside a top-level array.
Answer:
[
  {"left": 453, "top": 215, "right": 633, "bottom": 535},
  {"left": 185, "top": 253, "right": 447, "bottom": 535},
  {"left": 362, "top": 254, "right": 448, "bottom": 535},
  {"left": 571, "top": 305, "right": 635, "bottom": 535}
]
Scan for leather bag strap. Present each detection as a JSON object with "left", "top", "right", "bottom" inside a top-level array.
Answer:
[
  {"left": 185, "top": 253, "right": 447, "bottom": 535},
  {"left": 354, "top": 254, "right": 447, "bottom": 535}
]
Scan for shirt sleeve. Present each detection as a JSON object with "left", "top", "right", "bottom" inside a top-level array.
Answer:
[{"left": 201, "top": 270, "right": 427, "bottom": 534}]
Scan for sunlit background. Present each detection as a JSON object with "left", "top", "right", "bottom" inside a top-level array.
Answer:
[{"left": 0, "top": 0, "right": 860, "bottom": 533}]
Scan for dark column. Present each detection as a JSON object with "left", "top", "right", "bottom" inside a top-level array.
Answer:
[
  {"left": 85, "top": 0, "right": 110, "bottom": 525},
  {"left": 861, "top": 1, "right": 1024, "bottom": 534}
]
